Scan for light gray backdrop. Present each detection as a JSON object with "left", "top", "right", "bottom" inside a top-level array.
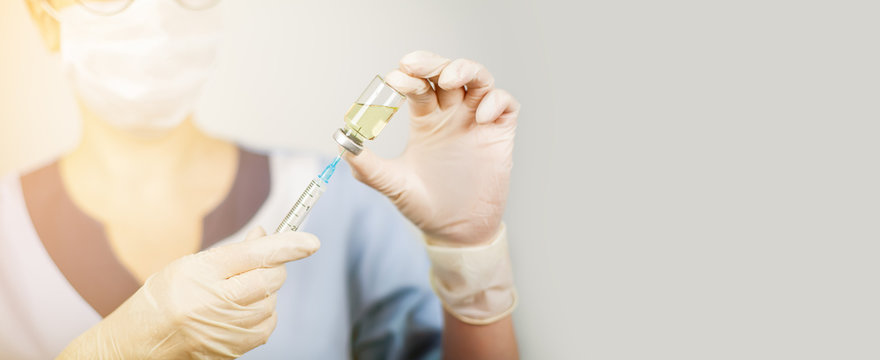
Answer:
[{"left": 1, "top": 0, "right": 877, "bottom": 359}]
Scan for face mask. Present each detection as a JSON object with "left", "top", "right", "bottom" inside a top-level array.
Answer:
[{"left": 53, "top": 0, "right": 222, "bottom": 135}]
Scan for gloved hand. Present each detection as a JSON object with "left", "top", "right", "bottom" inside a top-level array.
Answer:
[
  {"left": 57, "top": 227, "right": 320, "bottom": 359},
  {"left": 345, "top": 51, "right": 520, "bottom": 246}
]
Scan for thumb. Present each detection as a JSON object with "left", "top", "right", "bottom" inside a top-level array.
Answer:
[
  {"left": 343, "top": 148, "right": 406, "bottom": 198},
  {"left": 207, "top": 231, "right": 321, "bottom": 278}
]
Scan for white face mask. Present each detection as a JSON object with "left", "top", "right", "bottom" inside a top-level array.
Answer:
[{"left": 53, "top": 0, "right": 222, "bottom": 135}]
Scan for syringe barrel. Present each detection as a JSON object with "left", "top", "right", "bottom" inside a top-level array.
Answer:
[{"left": 275, "top": 177, "right": 326, "bottom": 233}]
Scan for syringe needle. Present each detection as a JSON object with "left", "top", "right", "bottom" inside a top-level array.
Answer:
[{"left": 276, "top": 153, "right": 345, "bottom": 233}]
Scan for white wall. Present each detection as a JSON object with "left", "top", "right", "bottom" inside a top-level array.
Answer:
[{"left": 2, "top": 0, "right": 878, "bottom": 359}]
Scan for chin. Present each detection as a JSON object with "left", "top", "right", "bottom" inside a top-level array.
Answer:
[{"left": 110, "top": 122, "right": 184, "bottom": 140}]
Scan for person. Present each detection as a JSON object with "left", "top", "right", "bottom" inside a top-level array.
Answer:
[{"left": 1, "top": 0, "right": 521, "bottom": 358}]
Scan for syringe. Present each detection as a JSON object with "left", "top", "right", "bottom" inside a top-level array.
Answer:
[
  {"left": 275, "top": 151, "right": 343, "bottom": 233},
  {"left": 276, "top": 75, "right": 403, "bottom": 233}
]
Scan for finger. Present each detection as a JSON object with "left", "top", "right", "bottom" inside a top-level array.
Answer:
[
  {"left": 222, "top": 266, "right": 287, "bottom": 305},
  {"left": 237, "top": 311, "right": 279, "bottom": 351},
  {"left": 399, "top": 50, "right": 450, "bottom": 78},
  {"left": 206, "top": 231, "right": 321, "bottom": 278},
  {"left": 475, "top": 89, "right": 520, "bottom": 126},
  {"left": 343, "top": 149, "right": 406, "bottom": 201},
  {"left": 244, "top": 226, "right": 266, "bottom": 242},
  {"left": 384, "top": 70, "right": 437, "bottom": 117},
  {"left": 438, "top": 58, "right": 495, "bottom": 109},
  {"left": 399, "top": 51, "right": 463, "bottom": 109},
  {"left": 228, "top": 293, "right": 278, "bottom": 328}
]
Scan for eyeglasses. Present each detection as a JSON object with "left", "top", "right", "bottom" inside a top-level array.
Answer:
[{"left": 43, "top": 0, "right": 220, "bottom": 17}]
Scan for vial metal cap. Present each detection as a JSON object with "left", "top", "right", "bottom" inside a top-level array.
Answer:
[{"left": 332, "top": 128, "right": 364, "bottom": 155}]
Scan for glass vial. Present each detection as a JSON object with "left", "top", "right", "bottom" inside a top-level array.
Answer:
[{"left": 333, "top": 75, "right": 405, "bottom": 155}]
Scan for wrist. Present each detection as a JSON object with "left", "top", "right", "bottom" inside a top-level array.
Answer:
[
  {"left": 57, "top": 318, "right": 123, "bottom": 360},
  {"left": 59, "top": 285, "right": 160, "bottom": 359},
  {"left": 423, "top": 223, "right": 517, "bottom": 325},
  {"left": 424, "top": 224, "right": 503, "bottom": 248}
]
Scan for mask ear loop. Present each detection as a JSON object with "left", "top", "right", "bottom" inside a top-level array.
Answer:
[
  {"left": 39, "top": 0, "right": 61, "bottom": 21},
  {"left": 42, "top": 0, "right": 137, "bottom": 18},
  {"left": 176, "top": 0, "right": 222, "bottom": 11}
]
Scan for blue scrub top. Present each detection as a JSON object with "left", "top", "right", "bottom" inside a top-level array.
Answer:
[{"left": 240, "top": 154, "right": 443, "bottom": 359}]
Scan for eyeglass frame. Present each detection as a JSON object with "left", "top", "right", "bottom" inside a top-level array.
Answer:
[{"left": 41, "top": 0, "right": 221, "bottom": 18}]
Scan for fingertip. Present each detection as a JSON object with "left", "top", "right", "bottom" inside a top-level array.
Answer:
[
  {"left": 341, "top": 147, "right": 377, "bottom": 183},
  {"left": 341, "top": 149, "right": 357, "bottom": 162},
  {"left": 437, "top": 59, "right": 467, "bottom": 90},
  {"left": 290, "top": 231, "right": 321, "bottom": 251},
  {"left": 400, "top": 50, "right": 436, "bottom": 67},
  {"left": 385, "top": 70, "right": 432, "bottom": 97},
  {"left": 475, "top": 90, "right": 501, "bottom": 124},
  {"left": 437, "top": 72, "right": 464, "bottom": 90},
  {"left": 399, "top": 50, "right": 450, "bottom": 78},
  {"left": 301, "top": 233, "right": 321, "bottom": 254},
  {"left": 257, "top": 232, "right": 321, "bottom": 265},
  {"left": 340, "top": 147, "right": 362, "bottom": 169},
  {"left": 511, "top": 99, "right": 522, "bottom": 114},
  {"left": 383, "top": 69, "right": 408, "bottom": 88}
]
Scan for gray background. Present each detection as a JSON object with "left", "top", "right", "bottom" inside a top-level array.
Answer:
[{"left": 1, "top": 0, "right": 877, "bottom": 358}]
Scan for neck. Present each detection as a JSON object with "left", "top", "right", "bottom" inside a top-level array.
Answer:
[
  {"left": 62, "top": 103, "right": 228, "bottom": 182},
  {"left": 55, "top": 104, "right": 240, "bottom": 281}
]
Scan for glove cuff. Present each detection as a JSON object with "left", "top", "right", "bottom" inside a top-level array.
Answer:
[{"left": 424, "top": 223, "right": 517, "bottom": 325}]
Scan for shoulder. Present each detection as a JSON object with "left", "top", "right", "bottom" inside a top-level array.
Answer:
[
  {"left": 0, "top": 156, "right": 56, "bottom": 191},
  {"left": 0, "top": 172, "right": 20, "bottom": 201},
  {"left": 0, "top": 170, "right": 18, "bottom": 187},
  {"left": 0, "top": 169, "right": 28, "bottom": 229},
  {"left": 0, "top": 157, "right": 54, "bottom": 204}
]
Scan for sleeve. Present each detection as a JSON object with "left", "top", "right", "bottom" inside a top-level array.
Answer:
[{"left": 340, "top": 165, "right": 443, "bottom": 360}]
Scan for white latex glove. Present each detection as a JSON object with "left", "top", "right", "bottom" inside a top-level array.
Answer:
[
  {"left": 57, "top": 227, "right": 320, "bottom": 359},
  {"left": 345, "top": 51, "right": 520, "bottom": 246}
]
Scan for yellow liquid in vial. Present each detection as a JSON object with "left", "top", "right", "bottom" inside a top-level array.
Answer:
[{"left": 343, "top": 103, "right": 398, "bottom": 142}]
